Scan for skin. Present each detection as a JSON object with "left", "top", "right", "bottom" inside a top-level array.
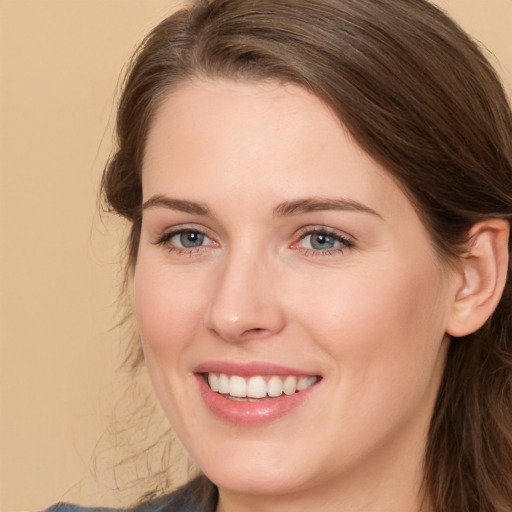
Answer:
[{"left": 135, "top": 79, "right": 463, "bottom": 512}]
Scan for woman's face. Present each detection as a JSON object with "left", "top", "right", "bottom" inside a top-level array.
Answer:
[{"left": 136, "top": 79, "right": 458, "bottom": 503}]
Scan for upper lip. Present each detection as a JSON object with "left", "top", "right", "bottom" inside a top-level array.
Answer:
[{"left": 194, "top": 360, "right": 320, "bottom": 377}]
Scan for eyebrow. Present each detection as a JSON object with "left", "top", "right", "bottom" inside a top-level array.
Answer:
[
  {"left": 142, "top": 195, "right": 210, "bottom": 216},
  {"left": 273, "top": 198, "right": 382, "bottom": 218},
  {"left": 141, "top": 195, "right": 381, "bottom": 219}
]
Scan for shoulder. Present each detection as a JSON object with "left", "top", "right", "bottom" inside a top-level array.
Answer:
[
  {"left": 44, "top": 496, "right": 174, "bottom": 512},
  {"left": 45, "top": 476, "right": 217, "bottom": 512},
  {"left": 44, "top": 495, "right": 172, "bottom": 512},
  {"left": 45, "top": 506, "right": 120, "bottom": 512}
]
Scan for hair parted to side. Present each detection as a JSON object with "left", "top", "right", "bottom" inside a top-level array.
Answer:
[{"left": 102, "top": 0, "right": 512, "bottom": 510}]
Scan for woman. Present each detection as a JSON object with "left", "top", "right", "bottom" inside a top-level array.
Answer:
[{"left": 52, "top": 0, "right": 512, "bottom": 511}]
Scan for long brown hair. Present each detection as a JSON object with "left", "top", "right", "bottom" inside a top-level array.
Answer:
[{"left": 102, "top": 1, "right": 512, "bottom": 510}]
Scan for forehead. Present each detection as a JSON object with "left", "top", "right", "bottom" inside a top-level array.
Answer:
[
  {"left": 143, "top": 78, "right": 345, "bottom": 171},
  {"left": 142, "top": 78, "right": 413, "bottom": 223}
]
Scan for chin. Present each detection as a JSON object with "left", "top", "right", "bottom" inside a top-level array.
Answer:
[
  {"left": 185, "top": 433, "right": 323, "bottom": 497},
  {"left": 204, "top": 462, "right": 311, "bottom": 497}
]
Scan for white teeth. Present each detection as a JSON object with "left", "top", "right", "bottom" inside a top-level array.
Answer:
[
  {"left": 207, "top": 372, "right": 318, "bottom": 398},
  {"left": 229, "top": 375, "right": 247, "bottom": 397},
  {"left": 208, "top": 373, "right": 219, "bottom": 392},
  {"left": 218, "top": 373, "right": 230, "bottom": 394},
  {"left": 297, "top": 376, "right": 317, "bottom": 391},
  {"left": 267, "top": 376, "right": 283, "bottom": 397},
  {"left": 247, "top": 376, "right": 267, "bottom": 398},
  {"left": 283, "top": 376, "right": 297, "bottom": 395}
]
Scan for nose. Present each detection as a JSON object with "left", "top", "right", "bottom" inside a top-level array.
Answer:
[{"left": 204, "top": 249, "right": 286, "bottom": 343}]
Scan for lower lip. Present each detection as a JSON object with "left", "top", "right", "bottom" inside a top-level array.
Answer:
[{"left": 196, "top": 374, "right": 319, "bottom": 426}]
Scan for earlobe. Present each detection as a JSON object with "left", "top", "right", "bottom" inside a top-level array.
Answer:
[{"left": 446, "top": 219, "right": 510, "bottom": 338}]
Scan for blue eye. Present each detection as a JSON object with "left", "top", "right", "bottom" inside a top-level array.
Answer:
[
  {"left": 298, "top": 229, "right": 354, "bottom": 253},
  {"left": 154, "top": 228, "right": 215, "bottom": 253},
  {"left": 174, "top": 230, "right": 206, "bottom": 248},
  {"left": 307, "top": 232, "right": 338, "bottom": 250}
]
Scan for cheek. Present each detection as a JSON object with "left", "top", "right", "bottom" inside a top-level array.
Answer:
[
  {"left": 296, "top": 253, "right": 449, "bottom": 394},
  {"left": 133, "top": 258, "right": 206, "bottom": 360},
  {"left": 133, "top": 257, "right": 211, "bottom": 436}
]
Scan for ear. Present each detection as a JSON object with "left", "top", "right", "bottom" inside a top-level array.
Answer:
[{"left": 446, "top": 219, "right": 510, "bottom": 338}]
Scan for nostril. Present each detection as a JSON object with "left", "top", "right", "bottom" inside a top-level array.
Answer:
[{"left": 241, "top": 327, "right": 270, "bottom": 339}]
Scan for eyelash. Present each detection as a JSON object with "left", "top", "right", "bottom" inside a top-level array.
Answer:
[
  {"left": 293, "top": 227, "right": 355, "bottom": 257},
  {"left": 153, "top": 227, "right": 216, "bottom": 256},
  {"left": 153, "top": 226, "right": 355, "bottom": 256}
]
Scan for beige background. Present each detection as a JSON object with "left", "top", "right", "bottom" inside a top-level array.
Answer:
[{"left": 1, "top": 1, "right": 511, "bottom": 511}]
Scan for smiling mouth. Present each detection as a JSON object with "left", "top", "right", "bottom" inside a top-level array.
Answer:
[{"left": 204, "top": 373, "right": 319, "bottom": 400}]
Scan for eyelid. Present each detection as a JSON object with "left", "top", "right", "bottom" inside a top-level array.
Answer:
[
  {"left": 150, "top": 223, "right": 354, "bottom": 256},
  {"left": 290, "top": 225, "right": 355, "bottom": 254},
  {"left": 294, "top": 225, "right": 355, "bottom": 242},
  {"left": 152, "top": 224, "right": 218, "bottom": 251}
]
